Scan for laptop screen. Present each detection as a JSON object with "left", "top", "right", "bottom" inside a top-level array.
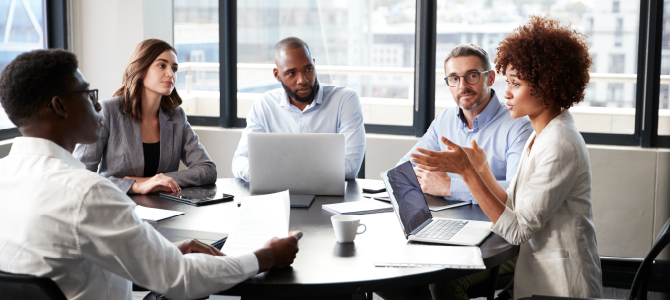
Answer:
[{"left": 383, "top": 161, "right": 432, "bottom": 237}]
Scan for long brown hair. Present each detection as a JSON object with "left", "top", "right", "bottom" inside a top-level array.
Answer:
[{"left": 114, "top": 39, "right": 182, "bottom": 122}]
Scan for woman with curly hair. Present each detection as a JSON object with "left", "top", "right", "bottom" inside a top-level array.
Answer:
[{"left": 411, "top": 16, "right": 602, "bottom": 298}]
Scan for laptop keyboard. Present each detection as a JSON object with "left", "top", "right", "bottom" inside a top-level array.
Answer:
[{"left": 416, "top": 219, "right": 468, "bottom": 240}]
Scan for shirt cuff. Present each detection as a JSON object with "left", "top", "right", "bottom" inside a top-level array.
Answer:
[
  {"left": 449, "top": 178, "right": 477, "bottom": 204},
  {"left": 233, "top": 252, "right": 259, "bottom": 277},
  {"left": 491, "top": 205, "right": 515, "bottom": 240},
  {"left": 232, "top": 157, "right": 250, "bottom": 182}
]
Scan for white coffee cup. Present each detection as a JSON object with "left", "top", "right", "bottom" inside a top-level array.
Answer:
[{"left": 331, "top": 215, "right": 367, "bottom": 243}]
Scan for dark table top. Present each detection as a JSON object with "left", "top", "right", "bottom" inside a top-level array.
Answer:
[{"left": 130, "top": 178, "right": 518, "bottom": 297}]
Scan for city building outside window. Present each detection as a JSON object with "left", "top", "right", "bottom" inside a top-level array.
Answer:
[
  {"left": 433, "top": 0, "right": 639, "bottom": 134},
  {"left": 0, "top": 0, "right": 47, "bottom": 130}
]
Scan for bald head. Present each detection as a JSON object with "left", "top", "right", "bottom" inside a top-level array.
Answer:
[{"left": 273, "top": 37, "right": 312, "bottom": 62}]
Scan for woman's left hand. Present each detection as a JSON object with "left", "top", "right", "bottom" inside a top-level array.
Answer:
[{"left": 410, "top": 136, "right": 474, "bottom": 175}]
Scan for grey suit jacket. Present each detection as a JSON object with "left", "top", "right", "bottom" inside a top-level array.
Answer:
[{"left": 73, "top": 96, "right": 217, "bottom": 193}]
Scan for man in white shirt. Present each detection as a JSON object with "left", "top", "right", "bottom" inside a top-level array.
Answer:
[
  {"left": 232, "top": 37, "right": 366, "bottom": 181},
  {"left": 0, "top": 49, "right": 302, "bottom": 300}
]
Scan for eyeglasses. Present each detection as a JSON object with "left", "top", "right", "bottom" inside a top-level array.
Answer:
[
  {"left": 56, "top": 89, "right": 98, "bottom": 103},
  {"left": 444, "top": 71, "right": 492, "bottom": 87}
]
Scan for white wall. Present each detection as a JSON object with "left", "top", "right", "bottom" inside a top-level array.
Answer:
[
  {"left": 69, "top": 0, "right": 173, "bottom": 99},
  {"left": 69, "top": 0, "right": 144, "bottom": 99}
]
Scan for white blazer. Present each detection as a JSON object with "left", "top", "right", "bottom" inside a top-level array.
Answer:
[{"left": 492, "top": 111, "right": 602, "bottom": 299}]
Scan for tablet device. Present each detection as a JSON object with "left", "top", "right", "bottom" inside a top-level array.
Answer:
[{"left": 159, "top": 184, "right": 234, "bottom": 206}]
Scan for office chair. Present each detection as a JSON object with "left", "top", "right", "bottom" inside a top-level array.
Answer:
[
  {"left": 0, "top": 270, "right": 66, "bottom": 300},
  {"left": 520, "top": 217, "right": 670, "bottom": 300}
]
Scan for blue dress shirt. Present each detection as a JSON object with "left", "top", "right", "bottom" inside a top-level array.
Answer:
[
  {"left": 398, "top": 90, "right": 533, "bottom": 204},
  {"left": 232, "top": 84, "right": 366, "bottom": 181}
]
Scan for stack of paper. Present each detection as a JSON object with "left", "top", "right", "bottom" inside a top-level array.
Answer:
[
  {"left": 135, "top": 205, "right": 184, "bottom": 221},
  {"left": 221, "top": 190, "right": 290, "bottom": 257},
  {"left": 322, "top": 200, "right": 393, "bottom": 215},
  {"left": 374, "top": 245, "right": 485, "bottom": 269}
]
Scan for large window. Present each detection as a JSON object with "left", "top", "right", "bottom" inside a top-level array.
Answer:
[
  {"left": 173, "top": 0, "right": 221, "bottom": 118},
  {"left": 433, "top": 0, "right": 640, "bottom": 135},
  {"left": 658, "top": 0, "right": 670, "bottom": 136},
  {"left": 0, "top": 0, "right": 47, "bottom": 130},
  {"left": 235, "top": 0, "right": 416, "bottom": 126},
  {"left": 170, "top": 0, "right": 670, "bottom": 148}
]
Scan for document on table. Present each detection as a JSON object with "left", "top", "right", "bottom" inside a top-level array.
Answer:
[
  {"left": 134, "top": 205, "right": 184, "bottom": 222},
  {"left": 374, "top": 245, "right": 485, "bottom": 269},
  {"left": 221, "top": 190, "right": 290, "bottom": 257}
]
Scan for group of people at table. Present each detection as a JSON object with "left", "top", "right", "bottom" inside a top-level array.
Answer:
[{"left": 0, "top": 16, "right": 602, "bottom": 300}]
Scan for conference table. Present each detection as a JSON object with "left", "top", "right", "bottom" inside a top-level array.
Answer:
[{"left": 130, "top": 178, "right": 519, "bottom": 299}]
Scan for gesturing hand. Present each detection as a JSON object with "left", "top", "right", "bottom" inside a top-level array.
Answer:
[
  {"left": 462, "top": 139, "right": 488, "bottom": 173},
  {"left": 410, "top": 136, "right": 474, "bottom": 175},
  {"left": 413, "top": 166, "right": 451, "bottom": 197},
  {"left": 254, "top": 231, "right": 303, "bottom": 273}
]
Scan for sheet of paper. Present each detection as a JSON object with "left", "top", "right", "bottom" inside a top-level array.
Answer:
[
  {"left": 221, "top": 190, "right": 290, "bottom": 256},
  {"left": 374, "top": 245, "right": 485, "bottom": 269},
  {"left": 135, "top": 205, "right": 184, "bottom": 222}
]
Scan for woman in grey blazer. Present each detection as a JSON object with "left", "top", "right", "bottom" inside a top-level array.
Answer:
[{"left": 74, "top": 39, "right": 216, "bottom": 194}]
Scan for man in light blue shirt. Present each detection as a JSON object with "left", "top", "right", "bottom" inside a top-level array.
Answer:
[
  {"left": 398, "top": 44, "right": 532, "bottom": 204},
  {"left": 232, "top": 37, "right": 366, "bottom": 181}
]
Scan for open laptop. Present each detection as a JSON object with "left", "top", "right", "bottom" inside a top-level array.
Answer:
[
  {"left": 248, "top": 133, "right": 346, "bottom": 196},
  {"left": 381, "top": 161, "right": 493, "bottom": 246}
]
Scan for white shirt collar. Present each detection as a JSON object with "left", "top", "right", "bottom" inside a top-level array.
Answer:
[{"left": 9, "top": 137, "right": 85, "bottom": 170}]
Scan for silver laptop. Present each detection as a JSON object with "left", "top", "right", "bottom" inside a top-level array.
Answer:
[
  {"left": 248, "top": 133, "right": 346, "bottom": 196},
  {"left": 381, "top": 161, "right": 492, "bottom": 246}
]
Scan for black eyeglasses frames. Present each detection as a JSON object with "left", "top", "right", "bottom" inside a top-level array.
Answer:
[{"left": 444, "top": 70, "right": 493, "bottom": 87}]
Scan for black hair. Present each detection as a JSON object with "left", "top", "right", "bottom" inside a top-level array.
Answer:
[{"left": 0, "top": 49, "right": 78, "bottom": 127}]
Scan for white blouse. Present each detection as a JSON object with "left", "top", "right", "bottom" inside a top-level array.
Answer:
[{"left": 492, "top": 111, "right": 602, "bottom": 299}]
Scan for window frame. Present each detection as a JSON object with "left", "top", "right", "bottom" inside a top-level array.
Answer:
[
  {"left": 186, "top": 0, "right": 670, "bottom": 147},
  {"left": 0, "top": 0, "right": 69, "bottom": 140}
]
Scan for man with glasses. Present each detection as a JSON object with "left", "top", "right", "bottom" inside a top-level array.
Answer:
[
  {"left": 0, "top": 49, "right": 302, "bottom": 300},
  {"left": 398, "top": 43, "right": 532, "bottom": 205},
  {"left": 380, "top": 43, "right": 531, "bottom": 300}
]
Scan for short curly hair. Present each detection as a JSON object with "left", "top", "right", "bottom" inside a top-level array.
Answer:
[
  {"left": 495, "top": 15, "right": 592, "bottom": 110},
  {"left": 0, "top": 49, "right": 78, "bottom": 127}
]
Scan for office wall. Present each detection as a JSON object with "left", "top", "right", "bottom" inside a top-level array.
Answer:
[{"left": 68, "top": 0, "right": 173, "bottom": 99}]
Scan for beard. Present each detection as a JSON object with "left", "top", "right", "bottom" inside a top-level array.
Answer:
[
  {"left": 455, "top": 86, "right": 488, "bottom": 110},
  {"left": 280, "top": 78, "right": 319, "bottom": 104}
]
